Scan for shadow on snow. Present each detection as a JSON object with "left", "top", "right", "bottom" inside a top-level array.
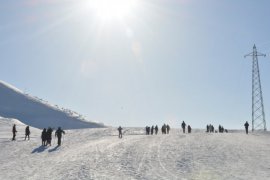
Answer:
[
  {"left": 31, "top": 145, "right": 60, "bottom": 153},
  {"left": 31, "top": 145, "right": 47, "bottom": 153},
  {"left": 48, "top": 145, "right": 60, "bottom": 153}
]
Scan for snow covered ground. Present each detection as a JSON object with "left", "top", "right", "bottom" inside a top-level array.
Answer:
[{"left": 1, "top": 118, "right": 270, "bottom": 180}]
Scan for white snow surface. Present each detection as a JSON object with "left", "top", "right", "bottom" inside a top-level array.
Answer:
[
  {"left": 1, "top": 119, "right": 270, "bottom": 180},
  {"left": 0, "top": 80, "right": 104, "bottom": 129}
]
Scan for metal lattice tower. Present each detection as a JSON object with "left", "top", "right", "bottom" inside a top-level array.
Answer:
[{"left": 244, "top": 44, "right": 267, "bottom": 131}]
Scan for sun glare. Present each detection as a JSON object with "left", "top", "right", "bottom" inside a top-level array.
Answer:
[{"left": 92, "top": 0, "right": 137, "bottom": 21}]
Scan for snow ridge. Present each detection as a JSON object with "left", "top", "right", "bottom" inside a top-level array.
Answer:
[{"left": 0, "top": 81, "right": 104, "bottom": 129}]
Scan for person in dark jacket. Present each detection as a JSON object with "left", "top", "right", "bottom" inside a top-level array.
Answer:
[
  {"left": 244, "top": 121, "right": 249, "bottom": 134},
  {"left": 41, "top": 128, "right": 47, "bottom": 146},
  {"left": 12, "top": 124, "right": 17, "bottom": 141},
  {"left": 155, "top": 125, "right": 158, "bottom": 135},
  {"left": 162, "top": 124, "right": 167, "bottom": 134},
  {"left": 55, "top": 127, "right": 65, "bottom": 146},
  {"left": 188, "top": 125, "right": 191, "bottom": 133},
  {"left": 145, "top": 126, "right": 149, "bottom": 135},
  {"left": 166, "top": 124, "right": 170, "bottom": 134},
  {"left": 46, "top": 127, "right": 53, "bottom": 146},
  {"left": 181, "top": 121, "right": 186, "bottom": 133},
  {"left": 25, "top": 126, "right": 30, "bottom": 140},
  {"left": 118, "top": 126, "right": 123, "bottom": 138},
  {"left": 151, "top": 126, "right": 154, "bottom": 135}
]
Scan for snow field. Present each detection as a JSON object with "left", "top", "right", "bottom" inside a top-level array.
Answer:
[{"left": 1, "top": 119, "right": 270, "bottom": 180}]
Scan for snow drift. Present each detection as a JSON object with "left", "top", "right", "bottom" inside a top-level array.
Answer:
[{"left": 0, "top": 80, "right": 104, "bottom": 129}]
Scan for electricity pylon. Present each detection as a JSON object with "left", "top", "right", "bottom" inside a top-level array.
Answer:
[{"left": 244, "top": 44, "right": 267, "bottom": 131}]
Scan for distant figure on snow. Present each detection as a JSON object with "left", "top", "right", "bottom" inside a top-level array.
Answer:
[
  {"left": 166, "top": 124, "right": 170, "bottom": 134},
  {"left": 25, "top": 126, "right": 30, "bottom": 140},
  {"left": 151, "top": 126, "right": 154, "bottom": 135},
  {"left": 162, "top": 124, "right": 167, "bottom": 134},
  {"left": 118, "top": 126, "right": 123, "bottom": 138},
  {"left": 41, "top": 128, "right": 47, "bottom": 146},
  {"left": 46, "top": 127, "right": 53, "bottom": 146},
  {"left": 145, "top": 126, "right": 149, "bottom": 135},
  {"left": 188, "top": 125, "right": 191, "bottom": 133},
  {"left": 155, "top": 125, "right": 158, "bottom": 135},
  {"left": 181, "top": 121, "right": 186, "bottom": 133},
  {"left": 55, "top": 127, "right": 65, "bottom": 146},
  {"left": 209, "top": 124, "right": 214, "bottom": 133},
  {"left": 12, "top": 124, "right": 17, "bottom": 141},
  {"left": 218, "top": 125, "right": 224, "bottom": 133},
  {"left": 244, "top": 121, "right": 249, "bottom": 134}
]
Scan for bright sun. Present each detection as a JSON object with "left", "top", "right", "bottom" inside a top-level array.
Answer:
[{"left": 92, "top": 0, "right": 137, "bottom": 21}]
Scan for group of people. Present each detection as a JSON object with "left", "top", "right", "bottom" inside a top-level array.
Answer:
[
  {"left": 161, "top": 124, "right": 170, "bottom": 134},
  {"left": 206, "top": 124, "right": 215, "bottom": 133},
  {"left": 181, "top": 121, "right": 192, "bottom": 133},
  {"left": 41, "top": 127, "right": 54, "bottom": 146},
  {"left": 218, "top": 125, "right": 228, "bottom": 133},
  {"left": 42, "top": 127, "right": 65, "bottom": 146},
  {"left": 11, "top": 124, "right": 65, "bottom": 146},
  {"left": 144, "top": 122, "right": 192, "bottom": 135},
  {"left": 145, "top": 125, "right": 159, "bottom": 135},
  {"left": 12, "top": 124, "right": 31, "bottom": 141},
  {"left": 206, "top": 124, "right": 228, "bottom": 133},
  {"left": 11, "top": 121, "right": 252, "bottom": 147}
]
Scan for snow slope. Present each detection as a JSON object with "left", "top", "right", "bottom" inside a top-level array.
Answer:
[
  {"left": 1, "top": 118, "right": 270, "bottom": 180},
  {"left": 0, "top": 81, "right": 104, "bottom": 129}
]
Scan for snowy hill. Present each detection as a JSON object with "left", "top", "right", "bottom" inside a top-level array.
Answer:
[
  {"left": 0, "top": 81, "right": 104, "bottom": 129},
  {"left": 1, "top": 118, "right": 270, "bottom": 180}
]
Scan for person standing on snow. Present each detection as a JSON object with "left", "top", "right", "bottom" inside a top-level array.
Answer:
[
  {"left": 244, "top": 121, "right": 249, "bottom": 134},
  {"left": 12, "top": 124, "right": 17, "bottom": 141},
  {"left": 166, "top": 124, "right": 170, "bottom": 134},
  {"left": 151, "top": 126, "right": 154, "bottom": 135},
  {"left": 25, "top": 126, "right": 30, "bottom": 140},
  {"left": 46, "top": 127, "right": 53, "bottom": 146},
  {"left": 155, "top": 125, "right": 158, "bottom": 135},
  {"left": 188, "top": 125, "right": 192, "bottom": 133},
  {"left": 162, "top": 124, "right": 167, "bottom": 134},
  {"left": 145, "top": 126, "right": 148, "bottom": 135},
  {"left": 118, "top": 126, "right": 123, "bottom": 138},
  {"left": 41, "top": 128, "right": 47, "bottom": 146},
  {"left": 181, "top": 121, "right": 186, "bottom": 133},
  {"left": 55, "top": 127, "right": 65, "bottom": 146}
]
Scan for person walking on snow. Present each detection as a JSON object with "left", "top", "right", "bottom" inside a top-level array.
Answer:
[
  {"left": 12, "top": 124, "right": 17, "bottom": 141},
  {"left": 25, "top": 126, "right": 30, "bottom": 140},
  {"left": 46, "top": 127, "right": 53, "bottom": 146},
  {"left": 244, "top": 121, "right": 249, "bottom": 134},
  {"left": 181, "top": 121, "right": 186, "bottom": 133},
  {"left": 118, "top": 126, "right": 123, "bottom": 138},
  {"left": 41, "top": 128, "right": 47, "bottom": 146},
  {"left": 55, "top": 127, "right": 65, "bottom": 146}
]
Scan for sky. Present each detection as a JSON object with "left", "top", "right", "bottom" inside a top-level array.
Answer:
[{"left": 0, "top": 0, "right": 270, "bottom": 129}]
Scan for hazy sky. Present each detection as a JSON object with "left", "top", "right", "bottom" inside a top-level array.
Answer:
[{"left": 1, "top": 0, "right": 270, "bottom": 128}]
